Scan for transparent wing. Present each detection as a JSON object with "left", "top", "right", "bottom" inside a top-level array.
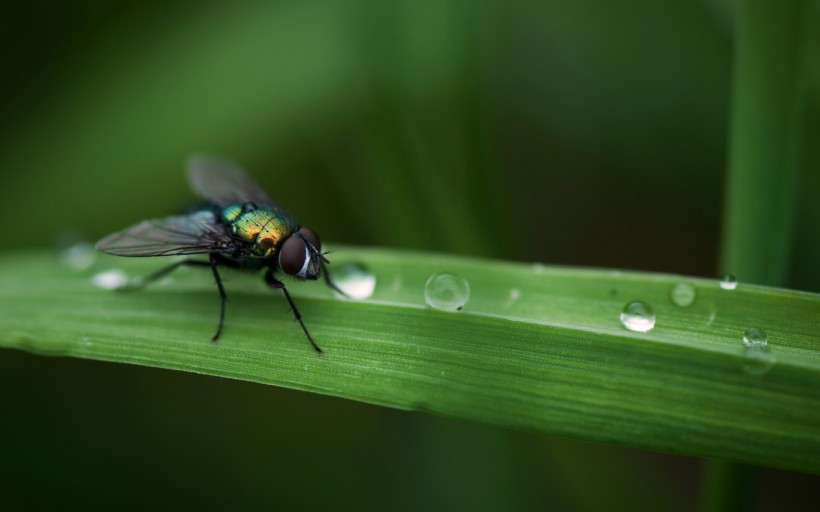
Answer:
[
  {"left": 96, "top": 210, "right": 234, "bottom": 257},
  {"left": 187, "top": 155, "right": 275, "bottom": 207}
]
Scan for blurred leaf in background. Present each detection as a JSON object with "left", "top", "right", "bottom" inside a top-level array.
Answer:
[{"left": 0, "top": 0, "right": 817, "bottom": 510}]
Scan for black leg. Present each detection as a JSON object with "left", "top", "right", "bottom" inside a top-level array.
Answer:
[
  {"left": 125, "top": 255, "right": 230, "bottom": 343},
  {"left": 208, "top": 253, "right": 228, "bottom": 342},
  {"left": 322, "top": 261, "right": 350, "bottom": 298},
  {"left": 124, "top": 258, "right": 211, "bottom": 290},
  {"left": 265, "top": 269, "right": 323, "bottom": 354}
]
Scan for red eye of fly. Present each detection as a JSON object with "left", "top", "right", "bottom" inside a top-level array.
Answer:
[{"left": 279, "top": 236, "right": 306, "bottom": 276}]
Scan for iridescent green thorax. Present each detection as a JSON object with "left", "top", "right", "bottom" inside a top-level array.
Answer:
[{"left": 223, "top": 203, "right": 297, "bottom": 258}]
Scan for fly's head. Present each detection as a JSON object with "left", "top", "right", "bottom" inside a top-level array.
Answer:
[{"left": 278, "top": 228, "right": 328, "bottom": 280}]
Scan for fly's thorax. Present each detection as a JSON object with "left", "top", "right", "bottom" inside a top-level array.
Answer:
[
  {"left": 226, "top": 206, "right": 295, "bottom": 257},
  {"left": 221, "top": 204, "right": 244, "bottom": 223}
]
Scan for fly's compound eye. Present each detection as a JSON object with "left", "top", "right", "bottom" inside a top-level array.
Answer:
[
  {"left": 299, "top": 228, "right": 321, "bottom": 253},
  {"left": 279, "top": 236, "right": 307, "bottom": 276}
]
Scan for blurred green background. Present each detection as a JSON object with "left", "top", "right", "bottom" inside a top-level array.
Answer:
[{"left": 1, "top": 0, "right": 818, "bottom": 510}]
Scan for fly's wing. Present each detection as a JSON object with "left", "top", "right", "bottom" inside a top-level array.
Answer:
[
  {"left": 96, "top": 210, "right": 234, "bottom": 257},
  {"left": 187, "top": 155, "right": 275, "bottom": 207}
]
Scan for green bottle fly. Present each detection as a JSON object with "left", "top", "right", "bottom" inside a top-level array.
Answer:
[{"left": 96, "top": 156, "right": 345, "bottom": 353}]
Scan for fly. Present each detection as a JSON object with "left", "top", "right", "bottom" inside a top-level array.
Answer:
[{"left": 96, "top": 156, "right": 345, "bottom": 354}]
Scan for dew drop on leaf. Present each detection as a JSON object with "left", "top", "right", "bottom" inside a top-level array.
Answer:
[
  {"left": 332, "top": 262, "right": 376, "bottom": 299},
  {"left": 620, "top": 301, "right": 656, "bottom": 332},
  {"left": 91, "top": 269, "right": 129, "bottom": 290},
  {"left": 670, "top": 283, "right": 696, "bottom": 307},
  {"left": 425, "top": 273, "right": 470, "bottom": 311},
  {"left": 742, "top": 327, "right": 768, "bottom": 348},
  {"left": 59, "top": 242, "right": 96, "bottom": 270},
  {"left": 720, "top": 274, "right": 738, "bottom": 290}
]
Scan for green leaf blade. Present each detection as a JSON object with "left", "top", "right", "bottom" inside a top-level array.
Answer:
[{"left": 1, "top": 247, "right": 818, "bottom": 473}]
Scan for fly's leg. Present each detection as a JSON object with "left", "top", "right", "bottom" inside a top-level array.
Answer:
[
  {"left": 264, "top": 269, "right": 323, "bottom": 354},
  {"left": 208, "top": 253, "right": 228, "bottom": 342},
  {"left": 124, "top": 254, "right": 235, "bottom": 343},
  {"left": 321, "top": 261, "right": 350, "bottom": 298},
  {"left": 123, "top": 259, "right": 211, "bottom": 291}
]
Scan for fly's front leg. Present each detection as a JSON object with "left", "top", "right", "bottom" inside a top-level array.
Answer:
[
  {"left": 321, "top": 261, "right": 350, "bottom": 299},
  {"left": 264, "top": 269, "right": 323, "bottom": 354}
]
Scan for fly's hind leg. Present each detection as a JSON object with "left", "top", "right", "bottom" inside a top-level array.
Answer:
[
  {"left": 123, "top": 258, "right": 212, "bottom": 291},
  {"left": 264, "top": 269, "right": 323, "bottom": 354}
]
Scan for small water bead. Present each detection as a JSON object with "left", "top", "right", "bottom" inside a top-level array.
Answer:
[
  {"left": 670, "top": 283, "right": 697, "bottom": 307},
  {"left": 91, "top": 269, "right": 129, "bottom": 290},
  {"left": 742, "top": 327, "right": 768, "bottom": 348},
  {"left": 59, "top": 242, "right": 96, "bottom": 270},
  {"left": 742, "top": 345, "right": 775, "bottom": 376},
  {"left": 331, "top": 262, "right": 376, "bottom": 299},
  {"left": 504, "top": 288, "right": 522, "bottom": 308},
  {"left": 720, "top": 274, "right": 738, "bottom": 290},
  {"left": 424, "top": 273, "right": 470, "bottom": 311},
  {"left": 620, "top": 301, "right": 656, "bottom": 332}
]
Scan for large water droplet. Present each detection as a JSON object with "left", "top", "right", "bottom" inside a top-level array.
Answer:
[
  {"left": 59, "top": 242, "right": 96, "bottom": 270},
  {"left": 742, "top": 345, "right": 775, "bottom": 376},
  {"left": 719, "top": 274, "right": 738, "bottom": 290},
  {"left": 91, "top": 269, "right": 129, "bottom": 290},
  {"left": 742, "top": 327, "right": 768, "bottom": 348},
  {"left": 424, "top": 273, "right": 470, "bottom": 311},
  {"left": 620, "top": 301, "right": 656, "bottom": 332},
  {"left": 670, "top": 283, "right": 697, "bottom": 307},
  {"left": 332, "top": 262, "right": 376, "bottom": 299}
]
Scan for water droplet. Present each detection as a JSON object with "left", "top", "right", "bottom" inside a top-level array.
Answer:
[
  {"left": 620, "top": 301, "right": 656, "bottom": 332},
  {"left": 332, "top": 262, "right": 376, "bottom": 299},
  {"left": 742, "top": 327, "right": 768, "bottom": 348},
  {"left": 532, "top": 263, "right": 545, "bottom": 273},
  {"left": 742, "top": 345, "right": 775, "bottom": 376},
  {"left": 424, "top": 273, "right": 470, "bottom": 311},
  {"left": 719, "top": 274, "right": 737, "bottom": 290},
  {"left": 91, "top": 269, "right": 129, "bottom": 290},
  {"left": 504, "top": 288, "right": 521, "bottom": 307},
  {"left": 81, "top": 337, "right": 93, "bottom": 348},
  {"left": 670, "top": 283, "right": 697, "bottom": 307},
  {"left": 59, "top": 242, "right": 96, "bottom": 270}
]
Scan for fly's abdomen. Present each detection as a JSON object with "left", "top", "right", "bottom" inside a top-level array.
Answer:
[{"left": 227, "top": 206, "right": 294, "bottom": 257}]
